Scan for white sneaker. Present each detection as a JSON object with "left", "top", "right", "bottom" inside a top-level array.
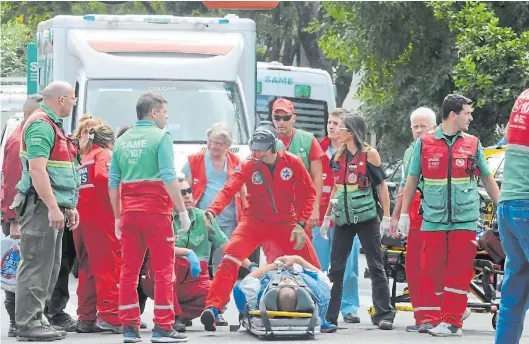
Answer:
[
  {"left": 428, "top": 322, "right": 463, "bottom": 337},
  {"left": 462, "top": 308, "right": 471, "bottom": 321}
]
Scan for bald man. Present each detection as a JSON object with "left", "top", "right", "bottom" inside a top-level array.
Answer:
[{"left": 12, "top": 81, "right": 82, "bottom": 342}]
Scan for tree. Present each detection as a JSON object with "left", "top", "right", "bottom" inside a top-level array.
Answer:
[
  {"left": 430, "top": 1, "right": 529, "bottom": 138},
  {"left": 314, "top": 2, "right": 458, "bottom": 159},
  {"left": 1, "top": 21, "right": 33, "bottom": 77},
  {"left": 314, "top": 1, "right": 529, "bottom": 159}
]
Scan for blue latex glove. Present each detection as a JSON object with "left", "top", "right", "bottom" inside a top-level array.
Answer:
[{"left": 186, "top": 251, "right": 201, "bottom": 278}]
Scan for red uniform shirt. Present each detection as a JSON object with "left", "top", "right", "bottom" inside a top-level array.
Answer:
[
  {"left": 207, "top": 150, "right": 315, "bottom": 225},
  {"left": 77, "top": 145, "right": 114, "bottom": 223},
  {"left": 279, "top": 128, "right": 325, "bottom": 162},
  {"left": 1, "top": 126, "right": 23, "bottom": 222},
  {"left": 319, "top": 136, "right": 335, "bottom": 223}
]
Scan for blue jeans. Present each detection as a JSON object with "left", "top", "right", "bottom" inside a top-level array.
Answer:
[
  {"left": 312, "top": 226, "right": 361, "bottom": 316},
  {"left": 495, "top": 200, "right": 529, "bottom": 344}
]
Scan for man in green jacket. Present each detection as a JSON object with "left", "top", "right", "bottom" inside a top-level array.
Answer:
[
  {"left": 13, "top": 81, "right": 81, "bottom": 342},
  {"left": 109, "top": 93, "right": 190, "bottom": 343}
]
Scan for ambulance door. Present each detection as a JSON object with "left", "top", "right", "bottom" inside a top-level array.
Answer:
[{"left": 69, "top": 74, "right": 85, "bottom": 134}]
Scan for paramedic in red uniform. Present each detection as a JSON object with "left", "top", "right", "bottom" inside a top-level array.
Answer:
[
  {"left": 74, "top": 124, "right": 123, "bottom": 334},
  {"left": 261, "top": 98, "right": 325, "bottom": 263},
  {"left": 389, "top": 107, "right": 437, "bottom": 332},
  {"left": 1, "top": 94, "right": 42, "bottom": 337},
  {"left": 109, "top": 93, "right": 190, "bottom": 343},
  {"left": 199, "top": 123, "right": 321, "bottom": 331},
  {"left": 271, "top": 98, "right": 325, "bottom": 232},
  {"left": 399, "top": 94, "right": 500, "bottom": 337},
  {"left": 182, "top": 122, "right": 247, "bottom": 275},
  {"left": 141, "top": 177, "right": 255, "bottom": 330}
]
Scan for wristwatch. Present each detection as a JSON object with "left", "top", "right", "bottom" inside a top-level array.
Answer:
[
  {"left": 296, "top": 220, "right": 306, "bottom": 228},
  {"left": 274, "top": 259, "right": 285, "bottom": 269}
]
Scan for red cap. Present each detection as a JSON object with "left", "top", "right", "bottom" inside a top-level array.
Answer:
[{"left": 272, "top": 98, "right": 295, "bottom": 114}]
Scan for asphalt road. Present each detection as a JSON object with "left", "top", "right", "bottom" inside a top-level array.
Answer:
[{"left": 2, "top": 249, "right": 528, "bottom": 344}]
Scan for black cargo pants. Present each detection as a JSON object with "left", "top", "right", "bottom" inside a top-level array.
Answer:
[{"left": 326, "top": 218, "right": 396, "bottom": 325}]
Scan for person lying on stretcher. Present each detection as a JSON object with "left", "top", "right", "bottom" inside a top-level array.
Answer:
[{"left": 233, "top": 255, "right": 338, "bottom": 333}]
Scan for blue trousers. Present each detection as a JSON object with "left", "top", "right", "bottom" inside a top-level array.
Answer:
[
  {"left": 312, "top": 226, "right": 360, "bottom": 316},
  {"left": 495, "top": 200, "right": 529, "bottom": 344}
]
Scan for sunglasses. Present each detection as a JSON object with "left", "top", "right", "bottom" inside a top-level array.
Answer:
[
  {"left": 273, "top": 114, "right": 293, "bottom": 122},
  {"left": 181, "top": 188, "right": 192, "bottom": 196}
]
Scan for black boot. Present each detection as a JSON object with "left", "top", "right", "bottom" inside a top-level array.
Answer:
[
  {"left": 326, "top": 270, "right": 345, "bottom": 325},
  {"left": 8, "top": 321, "right": 18, "bottom": 337}
]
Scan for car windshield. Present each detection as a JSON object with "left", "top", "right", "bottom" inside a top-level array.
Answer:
[
  {"left": 256, "top": 95, "right": 328, "bottom": 140},
  {"left": 85, "top": 80, "right": 249, "bottom": 144},
  {"left": 478, "top": 154, "right": 505, "bottom": 187}
]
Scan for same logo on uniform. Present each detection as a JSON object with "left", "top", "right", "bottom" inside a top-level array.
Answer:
[
  {"left": 280, "top": 168, "right": 293, "bottom": 180},
  {"left": 348, "top": 173, "right": 357, "bottom": 184},
  {"left": 455, "top": 159, "right": 465, "bottom": 167},
  {"left": 252, "top": 172, "right": 263, "bottom": 184}
]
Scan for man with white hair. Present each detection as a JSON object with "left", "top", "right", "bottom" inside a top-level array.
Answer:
[
  {"left": 181, "top": 123, "right": 248, "bottom": 325},
  {"left": 389, "top": 106, "right": 437, "bottom": 332}
]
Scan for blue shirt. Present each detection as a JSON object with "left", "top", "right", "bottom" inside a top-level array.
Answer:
[
  {"left": 233, "top": 268, "right": 332, "bottom": 328},
  {"left": 109, "top": 120, "right": 177, "bottom": 189},
  {"left": 181, "top": 151, "right": 237, "bottom": 228}
]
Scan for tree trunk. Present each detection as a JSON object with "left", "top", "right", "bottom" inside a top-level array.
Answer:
[
  {"left": 268, "top": 6, "right": 281, "bottom": 62},
  {"left": 335, "top": 73, "right": 353, "bottom": 107},
  {"left": 140, "top": 1, "right": 156, "bottom": 14},
  {"left": 281, "top": 28, "right": 295, "bottom": 65},
  {"left": 296, "top": 1, "right": 328, "bottom": 71}
]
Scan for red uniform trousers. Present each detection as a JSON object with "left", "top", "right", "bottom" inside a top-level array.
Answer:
[
  {"left": 417, "top": 230, "right": 477, "bottom": 328},
  {"left": 205, "top": 216, "right": 321, "bottom": 311},
  {"left": 405, "top": 191, "right": 426, "bottom": 325},
  {"left": 262, "top": 224, "right": 314, "bottom": 263},
  {"left": 73, "top": 216, "right": 121, "bottom": 325},
  {"left": 119, "top": 212, "right": 175, "bottom": 330},
  {"left": 142, "top": 258, "right": 210, "bottom": 321}
]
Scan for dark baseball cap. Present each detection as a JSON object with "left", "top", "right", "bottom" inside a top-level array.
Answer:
[{"left": 250, "top": 125, "right": 276, "bottom": 152}]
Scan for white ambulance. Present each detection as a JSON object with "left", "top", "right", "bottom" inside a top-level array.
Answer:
[
  {"left": 256, "top": 61, "right": 336, "bottom": 140},
  {"left": 32, "top": 14, "right": 256, "bottom": 170}
]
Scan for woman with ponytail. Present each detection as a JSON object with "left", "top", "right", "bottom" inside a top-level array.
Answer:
[
  {"left": 73, "top": 124, "right": 123, "bottom": 334},
  {"left": 320, "top": 114, "right": 396, "bottom": 329},
  {"left": 74, "top": 114, "right": 103, "bottom": 155}
]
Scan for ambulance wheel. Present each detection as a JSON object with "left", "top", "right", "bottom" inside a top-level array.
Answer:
[{"left": 492, "top": 312, "right": 497, "bottom": 330}]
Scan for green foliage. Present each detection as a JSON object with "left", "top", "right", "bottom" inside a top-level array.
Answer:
[
  {"left": 430, "top": 1, "right": 529, "bottom": 130},
  {"left": 1, "top": 20, "right": 33, "bottom": 77},
  {"left": 314, "top": 2, "right": 458, "bottom": 159},
  {"left": 315, "top": 1, "right": 529, "bottom": 159}
]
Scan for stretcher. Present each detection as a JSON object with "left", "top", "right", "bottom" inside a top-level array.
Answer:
[
  {"left": 230, "top": 270, "right": 319, "bottom": 340},
  {"left": 368, "top": 230, "right": 505, "bottom": 330}
]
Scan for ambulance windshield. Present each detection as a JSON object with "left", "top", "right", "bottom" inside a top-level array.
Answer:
[{"left": 85, "top": 80, "right": 249, "bottom": 144}]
